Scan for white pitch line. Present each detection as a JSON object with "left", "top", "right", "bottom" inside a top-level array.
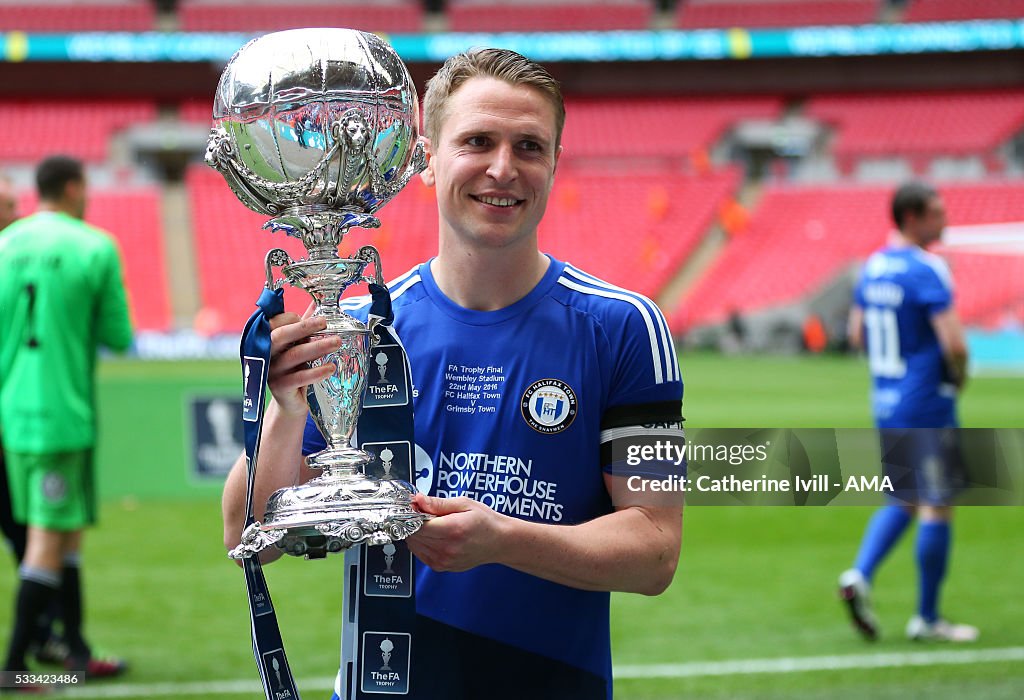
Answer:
[
  {"left": 614, "top": 646, "right": 1024, "bottom": 679},
  {"left": 57, "top": 646, "right": 1024, "bottom": 698},
  {"left": 61, "top": 677, "right": 335, "bottom": 699}
]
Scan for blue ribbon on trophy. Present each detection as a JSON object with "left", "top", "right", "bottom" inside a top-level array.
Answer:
[
  {"left": 339, "top": 284, "right": 419, "bottom": 699},
  {"left": 237, "top": 280, "right": 420, "bottom": 700},
  {"left": 206, "top": 27, "right": 431, "bottom": 700},
  {"left": 238, "top": 285, "right": 301, "bottom": 700}
]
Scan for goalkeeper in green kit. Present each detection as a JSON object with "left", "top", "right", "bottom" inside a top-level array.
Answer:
[{"left": 0, "top": 156, "right": 132, "bottom": 687}]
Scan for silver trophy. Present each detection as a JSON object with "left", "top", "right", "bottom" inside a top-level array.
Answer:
[{"left": 207, "top": 28, "right": 429, "bottom": 559}]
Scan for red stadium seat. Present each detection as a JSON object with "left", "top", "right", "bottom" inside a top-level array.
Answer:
[
  {"left": 904, "top": 0, "right": 1024, "bottom": 22},
  {"left": 0, "top": 2, "right": 155, "bottom": 31},
  {"left": 186, "top": 165, "right": 437, "bottom": 334},
  {"left": 540, "top": 167, "right": 743, "bottom": 299},
  {"left": 673, "top": 181, "right": 1024, "bottom": 332},
  {"left": 447, "top": 0, "right": 652, "bottom": 32},
  {"left": 179, "top": 100, "right": 215, "bottom": 127},
  {"left": 674, "top": 184, "right": 893, "bottom": 331},
  {"left": 187, "top": 159, "right": 740, "bottom": 332},
  {"left": 17, "top": 187, "right": 172, "bottom": 332},
  {"left": 807, "top": 91, "right": 1024, "bottom": 162},
  {"left": 90, "top": 189, "right": 173, "bottom": 332},
  {"left": 677, "top": 0, "right": 879, "bottom": 29},
  {"left": 936, "top": 182, "right": 1024, "bottom": 327},
  {"left": 562, "top": 96, "right": 784, "bottom": 159},
  {"left": 177, "top": 0, "right": 423, "bottom": 33},
  {"left": 0, "top": 101, "right": 158, "bottom": 163}
]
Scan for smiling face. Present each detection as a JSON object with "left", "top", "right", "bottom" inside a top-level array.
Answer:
[{"left": 421, "top": 76, "right": 561, "bottom": 254}]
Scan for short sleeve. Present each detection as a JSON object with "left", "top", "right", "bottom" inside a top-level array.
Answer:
[
  {"left": 605, "top": 295, "right": 683, "bottom": 410},
  {"left": 600, "top": 296, "right": 685, "bottom": 477},
  {"left": 916, "top": 257, "right": 954, "bottom": 316}
]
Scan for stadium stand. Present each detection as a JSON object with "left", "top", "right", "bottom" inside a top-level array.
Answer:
[
  {"left": 186, "top": 164, "right": 438, "bottom": 333},
  {"left": 184, "top": 96, "right": 783, "bottom": 162},
  {"left": 673, "top": 184, "right": 892, "bottom": 331},
  {"left": 904, "top": 0, "right": 1024, "bottom": 22},
  {"left": 5, "top": 89, "right": 1018, "bottom": 337},
  {"left": 177, "top": 0, "right": 423, "bottom": 33},
  {"left": 16, "top": 187, "right": 172, "bottom": 331},
  {"left": 186, "top": 157, "right": 740, "bottom": 330},
  {"left": 937, "top": 181, "right": 1024, "bottom": 328},
  {"left": 179, "top": 99, "right": 215, "bottom": 127},
  {"left": 187, "top": 165, "right": 308, "bottom": 334},
  {"left": 676, "top": 0, "right": 880, "bottom": 30},
  {"left": 446, "top": 0, "right": 652, "bottom": 32},
  {"left": 807, "top": 92, "right": 1024, "bottom": 173},
  {"left": 89, "top": 188, "right": 173, "bottom": 332},
  {"left": 673, "top": 180, "right": 1024, "bottom": 333},
  {"left": 354, "top": 176, "right": 442, "bottom": 283},
  {"left": 561, "top": 96, "right": 785, "bottom": 160},
  {"left": 0, "top": 100, "right": 158, "bottom": 163},
  {"left": 0, "top": 1, "right": 155, "bottom": 31},
  {"left": 540, "top": 166, "right": 742, "bottom": 298},
  {"left": 945, "top": 249, "right": 1024, "bottom": 328}
]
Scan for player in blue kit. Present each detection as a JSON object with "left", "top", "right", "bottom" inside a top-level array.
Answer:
[
  {"left": 222, "top": 49, "right": 685, "bottom": 698},
  {"left": 839, "top": 182, "right": 977, "bottom": 643}
]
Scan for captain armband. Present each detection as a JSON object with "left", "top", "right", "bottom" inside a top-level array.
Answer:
[{"left": 600, "top": 402, "right": 686, "bottom": 480}]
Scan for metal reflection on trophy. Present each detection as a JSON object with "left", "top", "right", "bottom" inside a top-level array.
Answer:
[{"left": 206, "top": 28, "right": 429, "bottom": 559}]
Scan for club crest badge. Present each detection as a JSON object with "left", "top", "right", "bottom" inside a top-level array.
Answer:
[{"left": 521, "top": 378, "right": 578, "bottom": 434}]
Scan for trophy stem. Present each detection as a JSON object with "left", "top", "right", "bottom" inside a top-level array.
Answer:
[
  {"left": 307, "top": 239, "right": 344, "bottom": 261},
  {"left": 254, "top": 244, "right": 429, "bottom": 559},
  {"left": 304, "top": 303, "right": 372, "bottom": 475},
  {"left": 273, "top": 249, "right": 380, "bottom": 479}
]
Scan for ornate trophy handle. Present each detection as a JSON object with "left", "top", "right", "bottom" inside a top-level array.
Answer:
[
  {"left": 207, "top": 125, "right": 341, "bottom": 216},
  {"left": 264, "top": 248, "right": 294, "bottom": 290},
  {"left": 367, "top": 317, "right": 384, "bottom": 349},
  {"left": 356, "top": 245, "right": 385, "bottom": 287},
  {"left": 356, "top": 245, "right": 386, "bottom": 347},
  {"left": 228, "top": 522, "right": 285, "bottom": 560}
]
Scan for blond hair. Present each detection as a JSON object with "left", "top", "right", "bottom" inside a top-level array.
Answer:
[{"left": 423, "top": 48, "right": 565, "bottom": 148}]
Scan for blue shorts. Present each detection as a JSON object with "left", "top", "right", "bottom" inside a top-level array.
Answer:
[{"left": 879, "top": 428, "right": 966, "bottom": 506}]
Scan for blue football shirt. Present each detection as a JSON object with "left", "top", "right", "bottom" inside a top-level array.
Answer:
[
  {"left": 305, "top": 255, "right": 684, "bottom": 699},
  {"left": 854, "top": 245, "right": 958, "bottom": 429}
]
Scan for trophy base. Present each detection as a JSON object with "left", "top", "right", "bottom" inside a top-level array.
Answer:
[{"left": 229, "top": 472, "right": 429, "bottom": 560}]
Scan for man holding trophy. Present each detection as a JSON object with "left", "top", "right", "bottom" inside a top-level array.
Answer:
[{"left": 220, "top": 41, "right": 685, "bottom": 700}]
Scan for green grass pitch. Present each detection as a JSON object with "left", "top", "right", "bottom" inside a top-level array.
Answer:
[{"left": 1, "top": 353, "right": 1021, "bottom": 699}]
